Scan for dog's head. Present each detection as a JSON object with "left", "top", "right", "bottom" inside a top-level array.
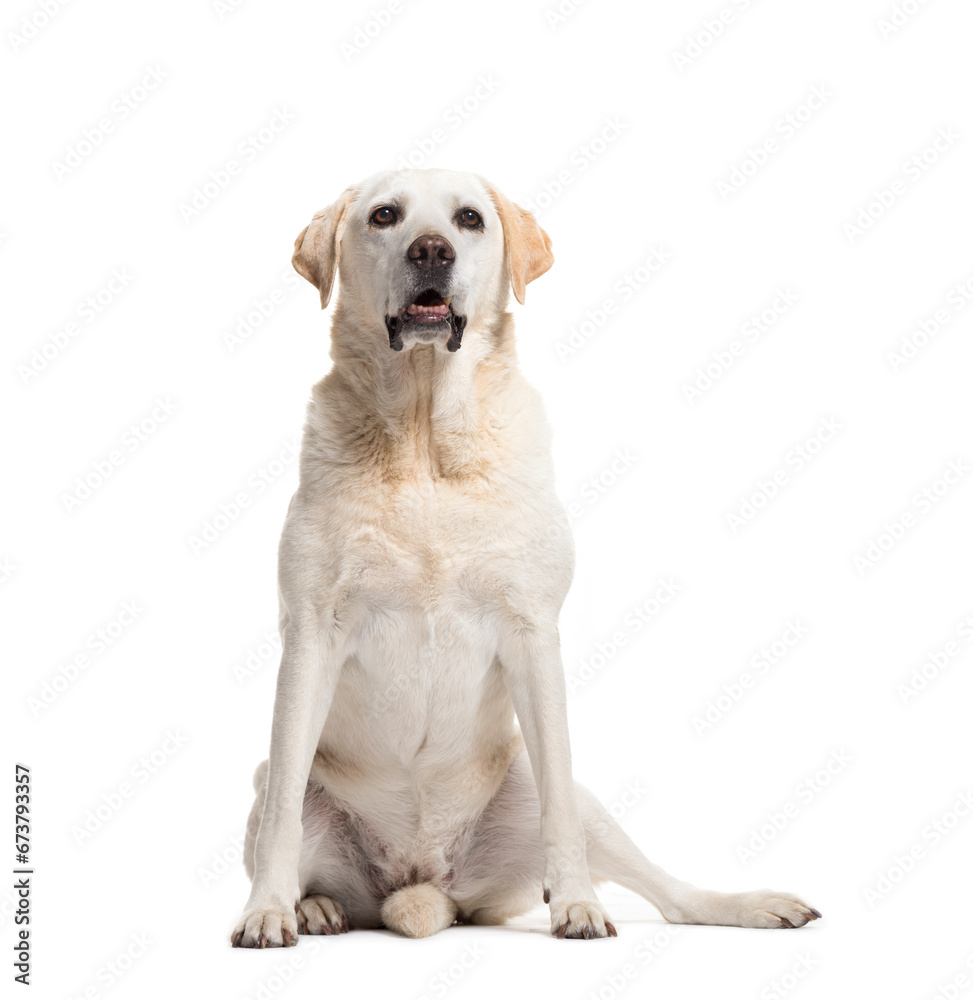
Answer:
[{"left": 292, "top": 169, "right": 553, "bottom": 353}]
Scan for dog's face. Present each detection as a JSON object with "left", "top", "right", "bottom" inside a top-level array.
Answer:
[
  {"left": 345, "top": 170, "right": 504, "bottom": 352},
  {"left": 292, "top": 169, "right": 553, "bottom": 353}
]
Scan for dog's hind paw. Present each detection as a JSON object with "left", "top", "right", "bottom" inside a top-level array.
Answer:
[
  {"left": 731, "top": 890, "right": 821, "bottom": 928},
  {"left": 297, "top": 894, "right": 349, "bottom": 935},
  {"left": 669, "top": 888, "right": 821, "bottom": 929}
]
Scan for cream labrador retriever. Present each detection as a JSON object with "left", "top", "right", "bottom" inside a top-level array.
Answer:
[{"left": 230, "top": 168, "right": 820, "bottom": 947}]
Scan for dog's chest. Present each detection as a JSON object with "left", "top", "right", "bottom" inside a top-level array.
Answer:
[
  {"left": 319, "top": 470, "right": 567, "bottom": 710},
  {"left": 345, "top": 472, "right": 541, "bottom": 608}
]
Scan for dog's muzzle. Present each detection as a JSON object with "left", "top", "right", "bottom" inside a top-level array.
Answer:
[{"left": 385, "top": 289, "right": 467, "bottom": 352}]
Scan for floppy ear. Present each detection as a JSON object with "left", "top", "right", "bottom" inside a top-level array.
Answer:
[
  {"left": 292, "top": 187, "right": 357, "bottom": 309},
  {"left": 485, "top": 184, "right": 554, "bottom": 305}
]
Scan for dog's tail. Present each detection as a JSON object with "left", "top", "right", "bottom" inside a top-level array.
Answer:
[{"left": 381, "top": 884, "right": 458, "bottom": 938}]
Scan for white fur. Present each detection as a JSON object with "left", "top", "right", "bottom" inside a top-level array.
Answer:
[{"left": 230, "top": 169, "right": 819, "bottom": 948}]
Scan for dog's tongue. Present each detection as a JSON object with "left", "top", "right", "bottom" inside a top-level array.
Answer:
[{"left": 407, "top": 300, "right": 449, "bottom": 317}]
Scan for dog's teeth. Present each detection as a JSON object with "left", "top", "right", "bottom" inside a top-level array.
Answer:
[{"left": 407, "top": 303, "right": 449, "bottom": 316}]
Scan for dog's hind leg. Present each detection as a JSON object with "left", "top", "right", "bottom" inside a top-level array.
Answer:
[
  {"left": 242, "top": 760, "right": 383, "bottom": 936},
  {"left": 447, "top": 751, "right": 550, "bottom": 928},
  {"left": 243, "top": 759, "right": 269, "bottom": 883},
  {"left": 445, "top": 754, "right": 820, "bottom": 934},
  {"left": 576, "top": 784, "right": 821, "bottom": 929}
]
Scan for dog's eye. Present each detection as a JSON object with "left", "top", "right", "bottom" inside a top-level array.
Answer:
[
  {"left": 457, "top": 209, "right": 482, "bottom": 229},
  {"left": 370, "top": 206, "right": 397, "bottom": 226}
]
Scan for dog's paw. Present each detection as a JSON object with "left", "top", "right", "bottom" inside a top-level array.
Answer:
[
  {"left": 297, "top": 895, "right": 349, "bottom": 935},
  {"left": 230, "top": 906, "right": 299, "bottom": 948},
  {"left": 731, "top": 890, "right": 821, "bottom": 928},
  {"left": 677, "top": 889, "right": 821, "bottom": 929},
  {"left": 549, "top": 899, "right": 617, "bottom": 939}
]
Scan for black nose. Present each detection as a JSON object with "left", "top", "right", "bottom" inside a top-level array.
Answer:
[{"left": 407, "top": 234, "right": 454, "bottom": 271}]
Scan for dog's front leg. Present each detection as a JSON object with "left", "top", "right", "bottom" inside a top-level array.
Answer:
[
  {"left": 231, "top": 616, "right": 349, "bottom": 948},
  {"left": 500, "top": 627, "right": 617, "bottom": 939}
]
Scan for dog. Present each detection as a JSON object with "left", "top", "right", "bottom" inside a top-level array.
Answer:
[{"left": 230, "top": 168, "right": 820, "bottom": 947}]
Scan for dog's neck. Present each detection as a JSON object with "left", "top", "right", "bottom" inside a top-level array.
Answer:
[{"left": 318, "top": 306, "right": 520, "bottom": 481}]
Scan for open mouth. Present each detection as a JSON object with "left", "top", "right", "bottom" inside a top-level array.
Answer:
[
  {"left": 407, "top": 288, "right": 451, "bottom": 322},
  {"left": 385, "top": 289, "right": 467, "bottom": 353}
]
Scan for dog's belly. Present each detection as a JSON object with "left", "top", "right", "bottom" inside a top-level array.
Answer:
[{"left": 308, "top": 603, "right": 522, "bottom": 886}]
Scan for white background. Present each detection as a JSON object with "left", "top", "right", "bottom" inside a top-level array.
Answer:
[{"left": 3, "top": 1, "right": 973, "bottom": 998}]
